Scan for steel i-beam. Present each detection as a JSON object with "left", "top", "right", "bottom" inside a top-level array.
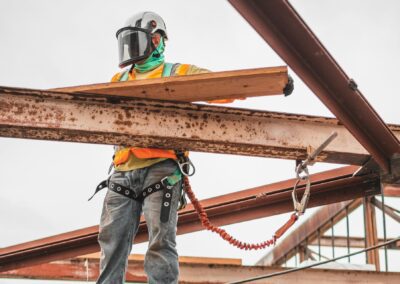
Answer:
[
  {"left": 228, "top": 0, "right": 400, "bottom": 172},
  {"left": 1, "top": 87, "right": 400, "bottom": 165}
]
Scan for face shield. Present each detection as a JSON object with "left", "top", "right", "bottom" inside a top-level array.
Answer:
[{"left": 116, "top": 27, "right": 153, "bottom": 68}]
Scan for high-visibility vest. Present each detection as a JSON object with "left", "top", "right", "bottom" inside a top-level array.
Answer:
[{"left": 113, "top": 63, "right": 189, "bottom": 166}]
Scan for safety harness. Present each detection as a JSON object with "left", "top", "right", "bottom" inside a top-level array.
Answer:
[
  {"left": 89, "top": 63, "right": 190, "bottom": 223},
  {"left": 89, "top": 167, "right": 185, "bottom": 223}
]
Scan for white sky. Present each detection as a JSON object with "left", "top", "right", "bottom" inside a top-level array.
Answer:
[{"left": 0, "top": 0, "right": 400, "bottom": 282}]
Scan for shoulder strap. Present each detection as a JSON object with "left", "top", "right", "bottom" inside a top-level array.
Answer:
[
  {"left": 162, "top": 62, "right": 174, "bottom": 77},
  {"left": 176, "top": 64, "right": 190, "bottom": 76},
  {"left": 119, "top": 69, "right": 130, "bottom": 82}
]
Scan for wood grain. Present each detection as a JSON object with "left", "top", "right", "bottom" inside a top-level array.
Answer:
[{"left": 51, "top": 66, "right": 288, "bottom": 102}]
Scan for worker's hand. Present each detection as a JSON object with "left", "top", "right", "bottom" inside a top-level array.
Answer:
[{"left": 283, "top": 74, "right": 294, "bottom": 96}]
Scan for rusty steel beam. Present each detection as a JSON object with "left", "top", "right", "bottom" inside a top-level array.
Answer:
[
  {"left": 257, "top": 198, "right": 363, "bottom": 266},
  {"left": 309, "top": 236, "right": 399, "bottom": 250},
  {"left": 371, "top": 197, "right": 400, "bottom": 223},
  {"left": 383, "top": 184, "right": 400, "bottom": 197},
  {"left": 2, "top": 258, "right": 400, "bottom": 284},
  {"left": 0, "top": 87, "right": 400, "bottom": 165},
  {"left": 0, "top": 166, "right": 381, "bottom": 272},
  {"left": 228, "top": 0, "right": 400, "bottom": 172},
  {"left": 363, "top": 197, "right": 380, "bottom": 270},
  {"left": 76, "top": 252, "right": 242, "bottom": 266},
  {"left": 1, "top": 86, "right": 400, "bottom": 165}
]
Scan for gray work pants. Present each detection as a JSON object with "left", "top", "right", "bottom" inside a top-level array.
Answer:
[{"left": 97, "top": 159, "right": 181, "bottom": 284}]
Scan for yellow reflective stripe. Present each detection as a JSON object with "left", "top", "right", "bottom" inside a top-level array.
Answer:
[
  {"left": 176, "top": 64, "right": 190, "bottom": 75},
  {"left": 111, "top": 70, "right": 136, "bottom": 82},
  {"left": 111, "top": 72, "right": 122, "bottom": 82}
]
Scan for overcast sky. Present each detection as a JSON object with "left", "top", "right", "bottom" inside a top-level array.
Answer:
[{"left": 1, "top": 0, "right": 400, "bottom": 282}]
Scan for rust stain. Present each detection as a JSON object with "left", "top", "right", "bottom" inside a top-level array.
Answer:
[{"left": 124, "top": 109, "right": 132, "bottom": 119}]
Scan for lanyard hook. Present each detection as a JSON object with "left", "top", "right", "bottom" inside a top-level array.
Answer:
[
  {"left": 292, "top": 165, "right": 311, "bottom": 215},
  {"left": 291, "top": 132, "right": 338, "bottom": 215}
]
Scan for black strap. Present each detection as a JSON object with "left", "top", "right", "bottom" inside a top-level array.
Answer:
[
  {"left": 90, "top": 179, "right": 175, "bottom": 223},
  {"left": 160, "top": 182, "right": 174, "bottom": 223},
  {"left": 88, "top": 180, "right": 108, "bottom": 201}
]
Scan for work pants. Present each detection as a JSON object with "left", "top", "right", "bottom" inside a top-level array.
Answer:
[{"left": 97, "top": 159, "right": 181, "bottom": 284}]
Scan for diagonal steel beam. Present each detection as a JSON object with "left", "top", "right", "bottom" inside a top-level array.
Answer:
[
  {"left": 257, "top": 198, "right": 363, "bottom": 266},
  {"left": 228, "top": 0, "right": 400, "bottom": 172},
  {"left": 371, "top": 197, "right": 400, "bottom": 223},
  {"left": 1, "top": 86, "right": 400, "bottom": 165},
  {"left": 258, "top": 184, "right": 399, "bottom": 266},
  {"left": 0, "top": 166, "right": 380, "bottom": 272}
]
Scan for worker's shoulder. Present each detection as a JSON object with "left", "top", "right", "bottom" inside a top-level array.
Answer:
[
  {"left": 111, "top": 69, "right": 133, "bottom": 82},
  {"left": 111, "top": 72, "right": 122, "bottom": 82},
  {"left": 110, "top": 63, "right": 210, "bottom": 82},
  {"left": 174, "top": 63, "right": 210, "bottom": 76},
  {"left": 171, "top": 63, "right": 211, "bottom": 75}
]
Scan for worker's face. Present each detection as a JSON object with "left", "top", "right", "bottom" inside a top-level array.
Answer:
[
  {"left": 151, "top": 33, "right": 162, "bottom": 47},
  {"left": 136, "top": 33, "right": 162, "bottom": 64}
]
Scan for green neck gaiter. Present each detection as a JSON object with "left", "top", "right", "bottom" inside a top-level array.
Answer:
[{"left": 135, "top": 37, "right": 165, "bottom": 73}]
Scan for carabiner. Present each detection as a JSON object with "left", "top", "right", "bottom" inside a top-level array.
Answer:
[
  {"left": 292, "top": 165, "right": 311, "bottom": 215},
  {"left": 178, "top": 158, "right": 196, "bottom": 177}
]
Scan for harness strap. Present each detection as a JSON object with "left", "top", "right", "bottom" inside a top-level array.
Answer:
[
  {"left": 89, "top": 169, "right": 182, "bottom": 223},
  {"left": 162, "top": 62, "right": 174, "bottom": 77},
  {"left": 120, "top": 69, "right": 130, "bottom": 81}
]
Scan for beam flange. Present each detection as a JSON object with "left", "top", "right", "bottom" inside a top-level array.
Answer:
[{"left": 1, "top": 86, "right": 400, "bottom": 165}]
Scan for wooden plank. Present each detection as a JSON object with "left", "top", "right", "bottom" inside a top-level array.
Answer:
[{"left": 51, "top": 66, "right": 288, "bottom": 102}]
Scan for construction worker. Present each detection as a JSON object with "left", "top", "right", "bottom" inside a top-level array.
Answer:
[{"left": 96, "top": 12, "right": 209, "bottom": 284}]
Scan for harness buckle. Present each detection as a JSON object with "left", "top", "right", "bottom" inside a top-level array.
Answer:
[{"left": 161, "top": 176, "right": 170, "bottom": 187}]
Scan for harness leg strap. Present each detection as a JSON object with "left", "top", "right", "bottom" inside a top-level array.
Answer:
[
  {"left": 90, "top": 176, "right": 180, "bottom": 223},
  {"left": 160, "top": 181, "right": 174, "bottom": 223}
]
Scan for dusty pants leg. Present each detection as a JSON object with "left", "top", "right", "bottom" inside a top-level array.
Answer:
[
  {"left": 142, "top": 160, "right": 181, "bottom": 284},
  {"left": 97, "top": 170, "right": 144, "bottom": 284}
]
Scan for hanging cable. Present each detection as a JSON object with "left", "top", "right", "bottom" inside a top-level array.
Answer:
[
  {"left": 228, "top": 236, "right": 400, "bottom": 284},
  {"left": 184, "top": 176, "right": 278, "bottom": 250},
  {"left": 181, "top": 132, "right": 338, "bottom": 250}
]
